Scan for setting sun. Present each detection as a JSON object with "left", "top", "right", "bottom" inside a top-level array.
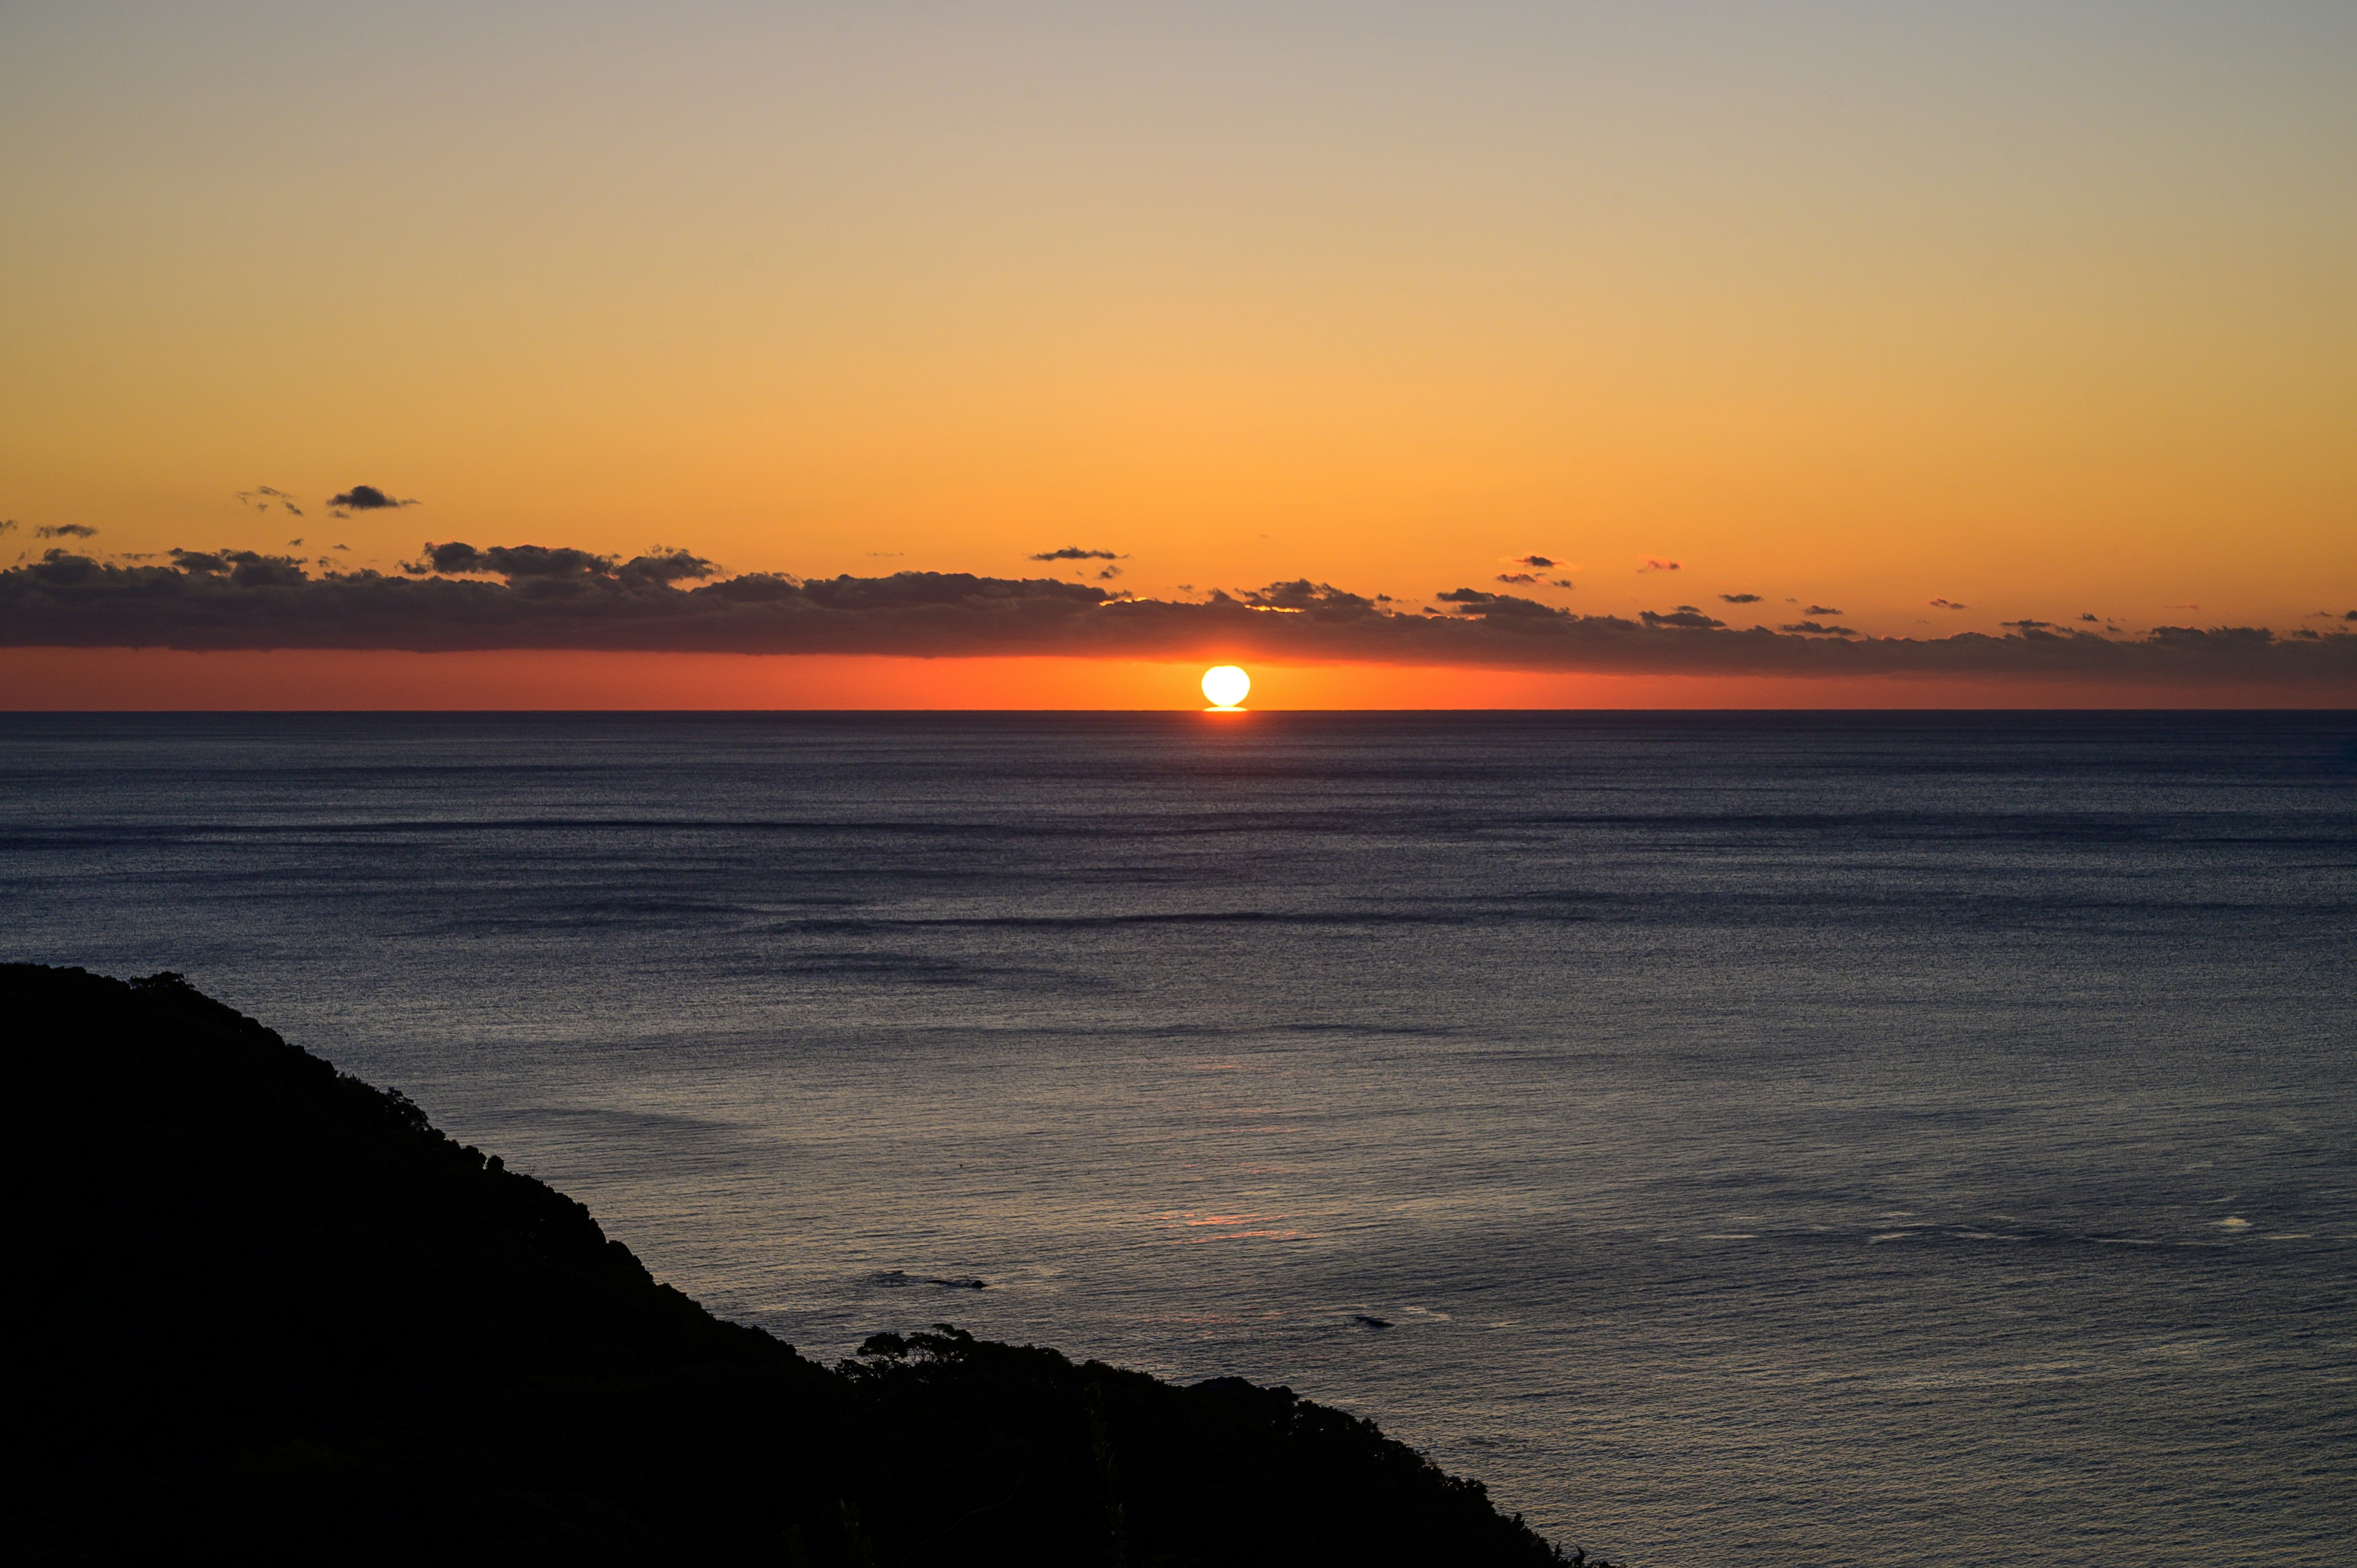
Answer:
[{"left": 1201, "top": 666, "right": 1251, "bottom": 709}]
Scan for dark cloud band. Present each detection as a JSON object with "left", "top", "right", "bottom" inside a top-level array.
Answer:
[{"left": 2, "top": 546, "right": 2351, "bottom": 686}]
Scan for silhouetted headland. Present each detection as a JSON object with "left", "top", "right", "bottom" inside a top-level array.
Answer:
[{"left": 14, "top": 964, "right": 1609, "bottom": 1566}]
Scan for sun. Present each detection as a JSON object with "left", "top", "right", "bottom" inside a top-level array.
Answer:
[{"left": 1201, "top": 665, "right": 1251, "bottom": 710}]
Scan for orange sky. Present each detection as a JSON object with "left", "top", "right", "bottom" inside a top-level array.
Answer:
[
  {"left": 2, "top": 4, "right": 2352, "bottom": 705},
  {"left": 3, "top": 648, "right": 2345, "bottom": 713}
]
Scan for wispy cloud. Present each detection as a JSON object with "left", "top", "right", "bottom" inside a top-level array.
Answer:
[
  {"left": 234, "top": 486, "right": 304, "bottom": 517},
  {"left": 1028, "top": 546, "right": 1121, "bottom": 562},
  {"left": 36, "top": 523, "right": 99, "bottom": 539},
  {"left": 1719, "top": 592, "right": 1761, "bottom": 604},
  {"left": 1638, "top": 557, "right": 1681, "bottom": 573},
  {"left": 1930, "top": 597, "right": 1967, "bottom": 610}
]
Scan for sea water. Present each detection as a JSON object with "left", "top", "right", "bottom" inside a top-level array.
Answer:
[{"left": 3, "top": 711, "right": 2351, "bottom": 1565}]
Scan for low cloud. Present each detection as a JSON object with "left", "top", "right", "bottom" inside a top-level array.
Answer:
[
  {"left": 1431, "top": 587, "right": 1568, "bottom": 620},
  {"left": 2, "top": 541, "right": 2351, "bottom": 689},
  {"left": 1805, "top": 604, "right": 1842, "bottom": 616},
  {"left": 36, "top": 524, "right": 100, "bottom": 539},
  {"left": 327, "top": 485, "right": 417, "bottom": 512},
  {"left": 1639, "top": 605, "right": 1725, "bottom": 630},
  {"left": 1509, "top": 554, "right": 1559, "bottom": 569},
  {"left": 401, "top": 540, "right": 718, "bottom": 588},
  {"left": 163, "top": 547, "right": 312, "bottom": 587},
  {"left": 1930, "top": 598, "right": 1967, "bottom": 610},
  {"left": 1638, "top": 557, "right": 1681, "bottom": 573},
  {"left": 0, "top": 520, "right": 17, "bottom": 536},
  {"left": 1720, "top": 593, "right": 1762, "bottom": 604},
  {"left": 1029, "top": 546, "right": 1121, "bottom": 562},
  {"left": 1495, "top": 572, "right": 1541, "bottom": 585}
]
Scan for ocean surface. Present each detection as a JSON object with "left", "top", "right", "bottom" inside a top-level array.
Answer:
[{"left": 4, "top": 711, "right": 2353, "bottom": 1565}]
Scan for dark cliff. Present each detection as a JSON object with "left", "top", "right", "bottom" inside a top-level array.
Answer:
[{"left": 12, "top": 965, "right": 1592, "bottom": 1566}]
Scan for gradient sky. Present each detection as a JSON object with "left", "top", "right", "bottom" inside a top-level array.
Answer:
[{"left": 4, "top": 2, "right": 2353, "bottom": 704}]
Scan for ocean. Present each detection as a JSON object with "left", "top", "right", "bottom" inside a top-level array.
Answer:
[{"left": 4, "top": 711, "right": 2351, "bottom": 1564}]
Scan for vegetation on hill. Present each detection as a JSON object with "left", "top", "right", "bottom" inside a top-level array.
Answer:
[{"left": 13, "top": 964, "right": 1603, "bottom": 1566}]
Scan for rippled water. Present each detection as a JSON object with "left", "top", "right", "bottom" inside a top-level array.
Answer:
[{"left": 4, "top": 711, "right": 2353, "bottom": 1564}]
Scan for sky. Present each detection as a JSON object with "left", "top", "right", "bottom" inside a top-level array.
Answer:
[{"left": 3, "top": 1, "right": 2353, "bottom": 706}]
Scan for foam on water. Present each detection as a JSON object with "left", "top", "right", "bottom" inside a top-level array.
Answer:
[{"left": 3, "top": 711, "right": 2352, "bottom": 1564}]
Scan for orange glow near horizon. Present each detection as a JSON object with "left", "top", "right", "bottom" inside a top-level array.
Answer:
[{"left": 1, "top": 647, "right": 2345, "bottom": 713}]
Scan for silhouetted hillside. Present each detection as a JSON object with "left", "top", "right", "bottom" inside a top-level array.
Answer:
[{"left": 12, "top": 965, "right": 1599, "bottom": 1566}]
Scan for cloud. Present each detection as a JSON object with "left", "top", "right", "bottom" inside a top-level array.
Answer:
[
  {"left": 1028, "top": 546, "right": 1121, "bottom": 562},
  {"left": 1639, "top": 605, "right": 1725, "bottom": 630},
  {"left": 1638, "top": 557, "right": 1681, "bottom": 573},
  {"left": 327, "top": 485, "right": 417, "bottom": 512},
  {"left": 1097, "top": 566, "right": 1122, "bottom": 580},
  {"left": 161, "top": 547, "right": 311, "bottom": 587},
  {"left": 1431, "top": 587, "right": 1568, "bottom": 620},
  {"left": 1720, "top": 593, "right": 1762, "bottom": 604},
  {"left": 401, "top": 540, "right": 719, "bottom": 589},
  {"left": 1930, "top": 597, "right": 1967, "bottom": 609},
  {"left": 0, "top": 520, "right": 15, "bottom": 536},
  {"left": 36, "top": 524, "right": 100, "bottom": 539},
  {"left": 2081, "top": 613, "right": 2100, "bottom": 622},
  {"left": 1804, "top": 604, "right": 1842, "bottom": 616},
  {"left": 235, "top": 487, "right": 304, "bottom": 517},
  {"left": 1239, "top": 579, "right": 1388, "bottom": 614},
  {"left": 1509, "top": 554, "right": 1558, "bottom": 569},
  {"left": 1495, "top": 572, "right": 1541, "bottom": 585},
  {"left": 4, "top": 541, "right": 2351, "bottom": 689}
]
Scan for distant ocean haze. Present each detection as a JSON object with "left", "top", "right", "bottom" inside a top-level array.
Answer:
[{"left": 3, "top": 711, "right": 2351, "bottom": 1567}]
